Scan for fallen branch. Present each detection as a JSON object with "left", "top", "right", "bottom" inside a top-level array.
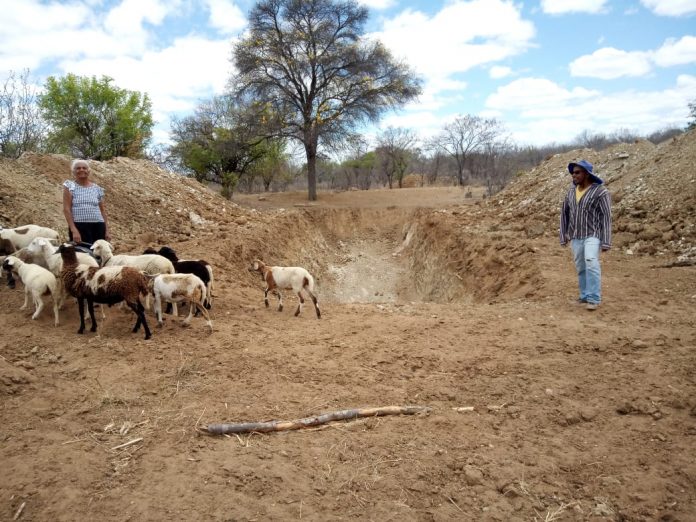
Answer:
[
  {"left": 111, "top": 437, "right": 143, "bottom": 451},
  {"left": 202, "top": 405, "right": 432, "bottom": 435},
  {"left": 13, "top": 502, "right": 26, "bottom": 521}
]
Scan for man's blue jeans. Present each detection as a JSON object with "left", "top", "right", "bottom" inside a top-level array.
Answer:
[{"left": 571, "top": 237, "right": 601, "bottom": 304}]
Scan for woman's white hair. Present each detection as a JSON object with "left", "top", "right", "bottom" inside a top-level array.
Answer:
[{"left": 71, "top": 159, "right": 90, "bottom": 174}]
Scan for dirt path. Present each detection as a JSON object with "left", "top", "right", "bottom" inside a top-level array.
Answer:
[{"left": 1, "top": 188, "right": 696, "bottom": 521}]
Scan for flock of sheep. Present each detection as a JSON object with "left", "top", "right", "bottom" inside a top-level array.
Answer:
[{"left": 1, "top": 223, "right": 321, "bottom": 341}]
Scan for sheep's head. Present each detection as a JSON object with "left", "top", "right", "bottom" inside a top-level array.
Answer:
[
  {"left": 90, "top": 239, "right": 112, "bottom": 263},
  {"left": 27, "top": 237, "right": 46, "bottom": 255},
  {"left": 249, "top": 259, "right": 265, "bottom": 273},
  {"left": 55, "top": 242, "right": 78, "bottom": 260},
  {"left": 2, "top": 255, "right": 19, "bottom": 272},
  {"left": 156, "top": 246, "right": 178, "bottom": 263}
]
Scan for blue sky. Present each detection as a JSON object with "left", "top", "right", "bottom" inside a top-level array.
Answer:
[{"left": 1, "top": 0, "right": 694, "bottom": 147}]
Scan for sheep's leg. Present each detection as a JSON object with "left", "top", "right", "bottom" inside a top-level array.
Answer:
[
  {"left": 182, "top": 301, "right": 194, "bottom": 326},
  {"left": 128, "top": 301, "right": 151, "bottom": 340},
  {"left": 205, "top": 281, "right": 213, "bottom": 310},
  {"left": 275, "top": 290, "right": 283, "bottom": 312},
  {"left": 77, "top": 297, "right": 86, "bottom": 334},
  {"left": 171, "top": 302, "right": 178, "bottom": 318},
  {"left": 20, "top": 288, "right": 29, "bottom": 311},
  {"left": 31, "top": 291, "right": 44, "bottom": 320},
  {"left": 193, "top": 301, "right": 213, "bottom": 333},
  {"left": 154, "top": 293, "right": 164, "bottom": 327},
  {"left": 52, "top": 295, "right": 60, "bottom": 327},
  {"left": 264, "top": 286, "right": 270, "bottom": 308},
  {"left": 294, "top": 291, "right": 304, "bottom": 317},
  {"left": 305, "top": 287, "right": 321, "bottom": 319},
  {"left": 87, "top": 299, "right": 97, "bottom": 332}
]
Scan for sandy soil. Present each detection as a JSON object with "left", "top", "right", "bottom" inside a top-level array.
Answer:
[
  {"left": 2, "top": 171, "right": 696, "bottom": 520},
  {"left": 234, "top": 185, "right": 486, "bottom": 210}
]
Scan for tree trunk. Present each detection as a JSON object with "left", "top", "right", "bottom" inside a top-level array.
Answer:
[{"left": 305, "top": 140, "right": 318, "bottom": 201}]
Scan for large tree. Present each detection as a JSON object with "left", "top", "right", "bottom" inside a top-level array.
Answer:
[
  {"left": 436, "top": 115, "right": 503, "bottom": 186},
  {"left": 231, "top": 0, "right": 422, "bottom": 200},
  {"left": 39, "top": 74, "right": 153, "bottom": 160},
  {"left": 169, "top": 95, "right": 272, "bottom": 198},
  {"left": 0, "top": 70, "right": 46, "bottom": 158},
  {"left": 376, "top": 126, "right": 417, "bottom": 189}
]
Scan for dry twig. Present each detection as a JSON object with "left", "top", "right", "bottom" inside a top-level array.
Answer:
[{"left": 203, "top": 405, "right": 431, "bottom": 435}]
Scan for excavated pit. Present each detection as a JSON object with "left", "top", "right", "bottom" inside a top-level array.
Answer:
[{"left": 267, "top": 208, "right": 543, "bottom": 305}]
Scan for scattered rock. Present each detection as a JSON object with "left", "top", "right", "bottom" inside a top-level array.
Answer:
[{"left": 463, "top": 465, "right": 484, "bottom": 486}]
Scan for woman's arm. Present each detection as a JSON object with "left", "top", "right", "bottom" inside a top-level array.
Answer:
[
  {"left": 99, "top": 199, "right": 111, "bottom": 241},
  {"left": 63, "top": 186, "right": 81, "bottom": 243}
]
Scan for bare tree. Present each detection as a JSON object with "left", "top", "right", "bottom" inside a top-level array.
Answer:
[
  {"left": 230, "top": 0, "right": 422, "bottom": 200},
  {"left": 376, "top": 126, "right": 417, "bottom": 188},
  {"left": 436, "top": 115, "right": 503, "bottom": 186},
  {"left": 0, "top": 70, "right": 46, "bottom": 158}
]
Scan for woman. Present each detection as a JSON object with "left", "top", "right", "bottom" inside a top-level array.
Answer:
[{"left": 63, "top": 159, "right": 111, "bottom": 245}]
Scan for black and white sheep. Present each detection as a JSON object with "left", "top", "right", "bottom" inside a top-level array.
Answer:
[
  {"left": 249, "top": 259, "right": 321, "bottom": 319},
  {"left": 150, "top": 273, "right": 213, "bottom": 333},
  {"left": 2, "top": 255, "right": 60, "bottom": 326},
  {"left": 58, "top": 243, "right": 152, "bottom": 339}
]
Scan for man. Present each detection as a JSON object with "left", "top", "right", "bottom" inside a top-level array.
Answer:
[{"left": 560, "top": 160, "right": 612, "bottom": 311}]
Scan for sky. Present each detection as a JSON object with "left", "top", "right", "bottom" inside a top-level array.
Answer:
[{"left": 1, "top": 0, "right": 694, "bottom": 148}]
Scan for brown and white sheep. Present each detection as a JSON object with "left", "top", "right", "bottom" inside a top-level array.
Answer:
[
  {"left": 150, "top": 273, "right": 213, "bottom": 333},
  {"left": 58, "top": 243, "right": 152, "bottom": 339},
  {"left": 249, "top": 259, "right": 320, "bottom": 319}
]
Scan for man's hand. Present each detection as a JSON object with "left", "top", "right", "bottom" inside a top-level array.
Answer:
[{"left": 72, "top": 229, "right": 82, "bottom": 243}]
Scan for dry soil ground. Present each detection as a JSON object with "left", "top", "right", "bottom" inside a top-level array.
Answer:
[{"left": 1, "top": 186, "right": 695, "bottom": 522}]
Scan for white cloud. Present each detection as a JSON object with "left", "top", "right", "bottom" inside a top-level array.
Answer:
[
  {"left": 359, "top": 0, "right": 397, "bottom": 9},
  {"left": 371, "top": 0, "right": 534, "bottom": 97},
  {"left": 485, "top": 75, "right": 696, "bottom": 144},
  {"left": 653, "top": 35, "right": 696, "bottom": 66},
  {"left": 205, "top": 0, "right": 246, "bottom": 34},
  {"left": 640, "top": 0, "right": 696, "bottom": 16},
  {"left": 541, "top": 0, "right": 608, "bottom": 14},
  {"left": 570, "top": 36, "right": 696, "bottom": 79},
  {"left": 569, "top": 48, "right": 652, "bottom": 79},
  {"left": 489, "top": 65, "right": 512, "bottom": 79},
  {"left": 59, "top": 35, "right": 233, "bottom": 117}
]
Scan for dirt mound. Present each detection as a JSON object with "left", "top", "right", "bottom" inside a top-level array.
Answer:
[
  {"left": 0, "top": 153, "right": 246, "bottom": 248},
  {"left": 482, "top": 130, "right": 696, "bottom": 258}
]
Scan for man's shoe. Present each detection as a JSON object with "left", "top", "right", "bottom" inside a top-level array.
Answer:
[{"left": 586, "top": 303, "right": 599, "bottom": 311}]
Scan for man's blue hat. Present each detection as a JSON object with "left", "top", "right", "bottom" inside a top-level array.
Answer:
[{"left": 568, "top": 159, "right": 603, "bottom": 184}]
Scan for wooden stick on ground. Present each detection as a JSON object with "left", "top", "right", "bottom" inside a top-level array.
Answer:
[{"left": 203, "top": 405, "right": 432, "bottom": 435}]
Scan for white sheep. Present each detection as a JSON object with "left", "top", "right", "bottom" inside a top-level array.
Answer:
[
  {"left": 91, "top": 239, "right": 174, "bottom": 275},
  {"left": 57, "top": 243, "right": 152, "bottom": 339},
  {"left": 249, "top": 259, "right": 321, "bottom": 319},
  {"left": 150, "top": 273, "right": 213, "bottom": 333},
  {"left": 2, "top": 255, "right": 60, "bottom": 326},
  {"left": 0, "top": 225, "right": 60, "bottom": 254}
]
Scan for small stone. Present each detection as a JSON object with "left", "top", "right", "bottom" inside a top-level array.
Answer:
[
  {"left": 30, "top": 347, "right": 38, "bottom": 354},
  {"left": 464, "top": 465, "right": 484, "bottom": 486},
  {"left": 580, "top": 408, "right": 598, "bottom": 421},
  {"left": 632, "top": 340, "right": 648, "bottom": 349}
]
